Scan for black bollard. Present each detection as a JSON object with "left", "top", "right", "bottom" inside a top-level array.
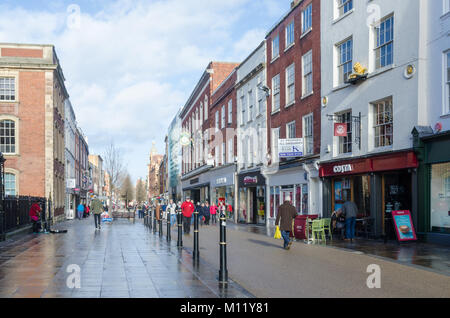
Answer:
[
  {"left": 177, "top": 210, "right": 183, "bottom": 248},
  {"left": 219, "top": 212, "right": 228, "bottom": 284},
  {"left": 167, "top": 216, "right": 171, "bottom": 242},
  {"left": 148, "top": 210, "right": 152, "bottom": 230},
  {"left": 159, "top": 219, "right": 163, "bottom": 237},
  {"left": 153, "top": 208, "right": 157, "bottom": 233},
  {"left": 193, "top": 210, "right": 199, "bottom": 260}
]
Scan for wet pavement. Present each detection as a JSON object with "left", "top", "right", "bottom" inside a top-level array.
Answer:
[
  {"left": 225, "top": 223, "right": 450, "bottom": 277},
  {"left": 0, "top": 216, "right": 253, "bottom": 298}
]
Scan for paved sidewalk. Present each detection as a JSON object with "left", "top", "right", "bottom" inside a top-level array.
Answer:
[
  {"left": 0, "top": 217, "right": 253, "bottom": 298},
  {"left": 169, "top": 221, "right": 450, "bottom": 298}
]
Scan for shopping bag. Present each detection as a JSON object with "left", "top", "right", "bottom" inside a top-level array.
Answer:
[{"left": 274, "top": 226, "right": 282, "bottom": 240}]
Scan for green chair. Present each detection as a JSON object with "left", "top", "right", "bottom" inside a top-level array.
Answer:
[
  {"left": 322, "top": 218, "right": 333, "bottom": 241},
  {"left": 312, "top": 219, "right": 325, "bottom": 242}
]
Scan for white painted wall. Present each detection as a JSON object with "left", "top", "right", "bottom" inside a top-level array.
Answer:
[{"left": 320, "top": 0, "right": 425, "bottom": 161}]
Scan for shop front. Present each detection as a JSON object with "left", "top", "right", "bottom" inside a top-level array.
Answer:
[
  {"left": 320, "top": 151, "right": 418, "bottom": 240},
  {"left": 237, "top": 169, "right": 266, "bottom": 225},
  {"left": 266, "top": 161, "right": 320, "bottom": 228},
  {"left": 413, "top": 129, "right": 450, "bottom": 245},
  {"left": 181, "top": 170, "right": 211, "bottom": 205},
  {"left": 209, "top": 164, "right": 236, "bottom": 222}
]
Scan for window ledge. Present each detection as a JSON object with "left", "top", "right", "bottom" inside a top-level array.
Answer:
[
  {"left": 256, "top": 113, "right": 263, "bottom": 119},
  {"left": 332, "top": 83, "right": 351, "bottom": 92},
  {"left": 285, "top": 100, "right": 295, "bottom": 109},
  {"left": 368, "top": 64, "right": 395, "bottom": 79},
  {"left": 0, "top": 100, "right": 18, "bottom": 104},
  {"left": 332, "top": 9, "right": 354, "bottom": 25},
  {"left": 271, "top": 109, "right": 281, "bottom": 116},
  {"left": 368, "top": 146, "right": 394, "bottom": 154},
  {"left": 440, "top": 113, "right": 450, "bottom": 119},
  {"left": 440, "top": 11, "right": 450, "bottom": 20},
  {"left": 301, "top": 91, "right": 314, "bottom": 100},
  {"left": 247, "top": 119, "right": 254, "bottom": 124},
  {"left": 300, "top": 28, "right": 312, "bottom": 39},
  {"left": 270, "top": 55, "right": 280, "bottom": 64},
  {"left": 284, "top": 43, "right": 295, "bottom": 53}
]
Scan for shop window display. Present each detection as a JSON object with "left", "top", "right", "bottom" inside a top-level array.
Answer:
[{"left": 430, "top": 163, "right": 450, "bottom": 234}]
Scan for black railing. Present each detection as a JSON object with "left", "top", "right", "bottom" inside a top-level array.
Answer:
[{"left": 3, "top": 196, "right": 47, "bottom": 234}]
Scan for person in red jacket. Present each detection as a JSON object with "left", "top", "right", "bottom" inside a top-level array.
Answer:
[
  {"left": 29, "top": 203, "right": 41, "bottom": 233},
  {"left": 181, "top": 197, "right": 195, "bottom": 235}
]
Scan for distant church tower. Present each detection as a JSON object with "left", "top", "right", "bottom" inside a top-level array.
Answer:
[{"left": 147, "top": 141, "right": 163, "bottom": 200}]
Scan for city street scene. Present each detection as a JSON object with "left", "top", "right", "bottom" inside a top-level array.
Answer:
[{"left": 0, "top": 0, "right": 449, "bottom": 304}]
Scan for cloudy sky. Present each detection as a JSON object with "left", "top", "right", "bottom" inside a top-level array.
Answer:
[{"left": 0, "top": 0, "right": 292, "bottom": 182}]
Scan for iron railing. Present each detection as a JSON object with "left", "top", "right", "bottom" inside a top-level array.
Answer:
[{"left": 2, "top": 196, "right": 47, "bottom": 234}]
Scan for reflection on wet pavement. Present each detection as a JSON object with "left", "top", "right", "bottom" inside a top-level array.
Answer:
[
  {"left": 226, "top": 223, "right": 450, "bottom": 276},
  {"left": 0, "top": 218, "right": 254, "bottom": 298}
]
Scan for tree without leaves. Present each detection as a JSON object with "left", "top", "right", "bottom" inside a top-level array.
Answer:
[{"left": 103, "top": 141, "right": 125, "bottom": 210}]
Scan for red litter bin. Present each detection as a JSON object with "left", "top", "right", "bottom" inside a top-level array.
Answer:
[{"left": 294, "top": 215, "right": 319, "bottom": 240}]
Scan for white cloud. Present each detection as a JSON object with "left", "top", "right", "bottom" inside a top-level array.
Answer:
[{"left": 0, "top": 0, "right": 292, "bottom": 182}]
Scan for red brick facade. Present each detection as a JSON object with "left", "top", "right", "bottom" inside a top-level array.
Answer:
[
  {"left": 266, "top": 0, "right": 321, "bottom": 157},
  {"left": 1, "top": 48, "right": 43, "bottom": 58}
]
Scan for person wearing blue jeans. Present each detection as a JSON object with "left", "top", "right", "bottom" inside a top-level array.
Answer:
[
  {"left": 341, "top": 200, "right": 358, "bottom": 242},
  {"left": 345, "top": 217, "right": 356, "bottom": 240},
  {"left": 275, "top": 196, "right": 297, "bottom": 250}
]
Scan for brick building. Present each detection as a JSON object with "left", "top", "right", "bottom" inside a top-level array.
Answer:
[
  {"left": 0, "top": 43, "right": 68, "bottom": 222},
  {"left": 147, "top": 141, "right": 163, "bottom": 200},
  {"left": 265, "top": 0, "right": 322, "bottom": 225},
  {"left": 180, "top": 62, "right": 238, "bottom": 207}
]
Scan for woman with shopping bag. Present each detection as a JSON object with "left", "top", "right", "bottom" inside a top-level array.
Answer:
[{"left": 275, "top": 196, "right": 297, "bottom": 250}]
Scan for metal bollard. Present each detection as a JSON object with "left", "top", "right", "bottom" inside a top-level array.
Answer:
[
  {"left": 219, "top": 212, "right": 228, "bottom": 284},
  {"left": 177, "top": 210, "right": 183, "bottom": 248},
  {"left": 167, "top": 216, "right": 171, "bottom": 242},
  {"left": 159, "top": 218, "right": 163, "bottom": 237},
  {"left": 153, "top": 208, "right": 157, "bottom": 233},
  {"left": 193, "top": 211, "right": 199, "bottom": 260}
]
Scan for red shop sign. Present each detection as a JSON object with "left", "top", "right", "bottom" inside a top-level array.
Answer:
[
  {"left": 319, "top": 151, "right": 418, "bottom": 178},
  {"left": 334, "top": 123, "right": 348, "bottom": 137}
]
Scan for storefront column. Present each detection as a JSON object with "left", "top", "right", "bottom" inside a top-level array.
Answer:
[
  {"left": 370, "top": 174, "right": 383, "bottom": 238},
  {"left": 322, "top": 178, "right": 332, "bottom": 218}
]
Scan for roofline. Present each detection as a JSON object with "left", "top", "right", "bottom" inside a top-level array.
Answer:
[
  {"left": 265, "top": 0, "right": 303, "bottom": 38},
  {"left": 237, "top": 40, "right": 266, "bottom": 71},
  {"left": 211, "top": 68, "right": 237, "bottom": 99}
]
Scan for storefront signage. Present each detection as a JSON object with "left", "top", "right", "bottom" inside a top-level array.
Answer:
[
  {"left": 391, "top": 210, "right": 417, "bottom": 242},
  {"left": 190, "top": 178, "right": 199, "bottom": 185},
  {"left": 333, "top": 164, "right": 353, "bottom": 174},
  {"left": 244, "top": 176, "right": 258, "bottom": 185},
  {"left": 67, "top": 179, "right": 76, "bottom": 189},
  {"left": 216, "top": 177, "right": 227, "bottom": 185},
  {"left": 278, "top": 138, "right": 304, "bottom": 158},
  {"left": 334, "top": 123, "right": 348, "bottom": 137}
]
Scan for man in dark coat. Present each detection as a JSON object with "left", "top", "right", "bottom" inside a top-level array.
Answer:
[{"left": 275, "top": 196, "right": 297, "bottom": 250}]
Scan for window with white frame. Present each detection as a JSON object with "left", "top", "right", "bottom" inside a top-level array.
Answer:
[
  {"left": 0, "top": 119, "right": 16, "bottom": 154},
  {"left": 338, "top": 0, "right": 353, "bottom": 17},
  {"left": 204, "top": 96, "right": 208, "bottom": 120},
  {"left": 286, "top": 63, "right": 295, "bottom": 105},
  {"left": 338, "top": 38, "right": 353, "bottom": 84},
  {"left": 272, "top": 74, "right": 280, "bottom": 112},
  {"left": 247, "top": 135, "right": 253, "bottom": 166},
  {"left": 200, "top": 103, "right": 203, "bottom": 124},
  {"left": 242, "top": 137, "right": 247, "bottom": 167},
  {"left": 5, "top": 173, "right": 16, "bottom": 197},
  {"left": 272, "top": 127, "right": 280, "bottom": 162},
  {"left": 241, "top": 95, "right": 246, "bottom": 125},
  {"left": 272, "top": 35, "right": 279, "bottom": 59},
  {"left": 248, "top": 90, "right": 254, "bottom": 122},
  {"left": 373, "top": 97, "right": 393, "bottom": 148},
  {"left": 258, "top": 79, "right": 265, "bottom": 114},
  {"left": 228, "top": 100, "right": 232, "bottom": 124},
  {"left": 221, "top": 105, "right": 226, "bottom": 129},
  {"left": 287, "top": 121, "right": 296, "bottom": 139},
  {"left": 302, "top": 3, "right": 312, "bottom": 34},
  {"left": 222, "top": 142, "right": 226, "bottom": 165},
  {"left": 444, "top": 0, "right": 450, "bottom": 14},
  {"left": 215, "top": 111, "right": 219, "bottom": 132},
  {"left": 375, "top": 15, "right": 394, "bottom": 69},
  {"left": 303, "top": 113, "right": 314, "bottom": 155},
  {"left": 228, "top": 138, "right": 234, "bottom": 164},
  {"left": 445, "top": 51, "right": 450, "bottom": 114},
  {"left": 215, "top": 146, "right": 219, "bottom": 166},
  {"left": 286, "top": 21, "right": 295, "bottom": 47},
  {"left": 302, "top": 51, "right": 313, "bottom": 96},
  {"left": 0, "top": 78, "right": 16, "bottom": 101},
  {"left": 257, "top": 124, "right": 262, "bottom": 163},
  {"left": 338, "top": 111, "right": 353, "bottom": 154}
]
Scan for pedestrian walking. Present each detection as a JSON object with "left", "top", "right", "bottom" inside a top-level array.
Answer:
[
  {"left": 29, "top": 203, "right": 41, "bottom": 233},
  {"left": 210, "top": 202, "right": 218, "bottom": 225},
  {"left": 91, "top": 196, "right": 103, "bottom": 230},
  {"left": 77, "top": 203, "right": 85, "bottom": 220},
  {"left": 340, "top": 200, "right": 358, "bottom": 242},
  {"left": 155, "top": 201, "right": 161, "bottom": 222},
  {"left": 275, "top": 196, "right": 297, "bottom": 250},
  {"left": 86, "top": 205, "right": 90, "bottom": 217},
  {"left": 166, "top": 200, "right": 177, "bottom": 227},
  {"left": 181, "top": 197, "right": 195, "bottom": 235},
  {"left": 203, "top": 201, "right": 211, "bottom": 225}
]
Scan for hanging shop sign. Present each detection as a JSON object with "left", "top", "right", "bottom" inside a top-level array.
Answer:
[
  {"left": 278, "top": 138, "right": 304, "bottom": 158},
  {"left": 334, "top": 123, "right": 348, "bottom": 137},
  {"left": 391, "top": 210, "right": 417, "bottom": 242}
]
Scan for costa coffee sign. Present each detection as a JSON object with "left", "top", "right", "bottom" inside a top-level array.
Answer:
[
  {"left": 244, "top": 176, "right": 258, "bottom": 185},
  {"left": 333, "top": 164, "right": 354, "bottom": 174}
]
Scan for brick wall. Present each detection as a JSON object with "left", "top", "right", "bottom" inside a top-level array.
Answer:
[
  {"left": 1, "top": 48, "right": 43, "bottom": 59},
  {"left": 266, "top": 0, "right": 321, "bottom": 156}
]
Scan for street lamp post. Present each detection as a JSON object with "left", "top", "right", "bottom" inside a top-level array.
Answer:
[
  {"left": 177, "top": 208, "right": 183, "bottom": 248},
  {"left": 219, "top": 211, "right": 228, "bottom": 285},
  {"left": 193, "top": 210, "right": 199, "bottom": 260}
]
